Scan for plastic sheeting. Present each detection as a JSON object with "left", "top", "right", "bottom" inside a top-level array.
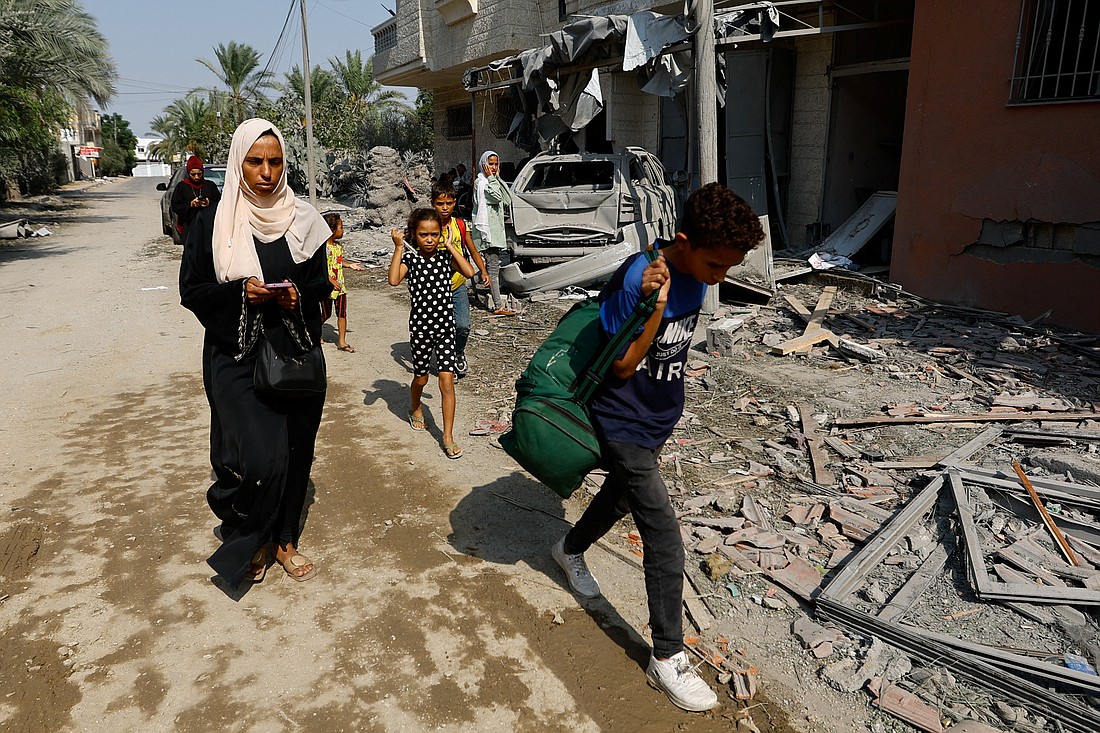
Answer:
[{"left": 467, "top": 11, "right": 694, "bottom": 144}]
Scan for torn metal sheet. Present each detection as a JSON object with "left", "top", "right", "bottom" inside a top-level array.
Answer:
[
  {"left": 800, "top": 191, "right": 896, "bottom": 260},
  {"left": 724, "top": 214, "right": 775, "bottom": 296},
  {"left": 463, "top": 12, "right": 694, "bottom": 132}
]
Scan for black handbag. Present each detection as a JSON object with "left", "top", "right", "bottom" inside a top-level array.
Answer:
[{"left": 253, "top": 336, "right": 327, "bottom": 398}]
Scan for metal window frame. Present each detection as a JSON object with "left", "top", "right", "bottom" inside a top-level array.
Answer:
[{"left": 1010, "top": 0, "right": 1100, "bottom": 104}]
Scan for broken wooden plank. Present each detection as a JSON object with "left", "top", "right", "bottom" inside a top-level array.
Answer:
[
  {"left": 1013, "top": 461, "right": 1080, "bottom": 566},
  {"left": 798, "top": 403, "right": 835, "bottom": 486},
  {"left": 801, "top": 286, "right": 837, "bottom": 347},
  {"left": 878, "top": 543, "right": 952, "bottom": 622},
  {"left": 832, "top": 411, "right": 1100, "bottom": 428},
  {"left": 771, "top": 329, "right": 835, "bottom": 355},
  {"left": 683, "top": 571, "right": 715, "bottom": 632},
  {"left": 827, "top": 503, "right": 882, "bottom": 542},
  {"left": 821, "top": 475, "right": 945, "bottom": 599},
  {"left": 1005, "top": 427, "right": 1100, "bottom": 442},
  {"left": 937, "top": 426, "right": 1003, "bottom": 466},
  {"left": 823, "top": 435, "right": 861, "bottom": 459},
  {"left": 836, "top": 337, "right": 885, "bottom": 362}
]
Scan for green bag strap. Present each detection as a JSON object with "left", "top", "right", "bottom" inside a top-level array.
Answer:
[{"left": 572, "top": 249, "right": 661, "bottom": 403}]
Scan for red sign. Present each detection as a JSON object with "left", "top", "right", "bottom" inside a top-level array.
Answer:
[{"left": 77, "top": 145, "right": 100, "bottom": 158}]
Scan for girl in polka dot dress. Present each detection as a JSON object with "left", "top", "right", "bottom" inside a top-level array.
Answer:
[{"left": 389, "top": 208, "right": 476, "bottom": 459}]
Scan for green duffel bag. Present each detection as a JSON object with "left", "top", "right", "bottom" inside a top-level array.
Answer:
[
  {"left": 500, "top": 251, "right": 659, "bottom": 498},
  {"left": 501, "top": 395, "right": 602, "bottom": 498}
]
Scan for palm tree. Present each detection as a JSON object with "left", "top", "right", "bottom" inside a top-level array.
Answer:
[
  {"left": 276, "top": 64, "right": 340, "bottom": 108},
  {"left": 195, "top": 41, "right": 272, "bottom": 126},
  {"left": 0, "top": 0, "right": 116, "bottom": 106},
  {"left": 329, "top": 50, "right": 405, "bottom": 113},
  {"left": 148, "top": 96, "right": 216, "bottom": 162}
]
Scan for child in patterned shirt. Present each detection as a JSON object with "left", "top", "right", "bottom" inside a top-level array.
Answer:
[
  {"left": 321, "top": 212, "right": 356, "bottom": 352},
  {"left": 388, "top": 208, "right": 475, "bottom": 459}
]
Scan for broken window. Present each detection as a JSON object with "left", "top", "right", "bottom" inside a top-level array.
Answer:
[
  {"left": 1011, "top": 0, "right": 1100, "bottom": 103},
  {"left": 521, "top": 161, "right": 615, "bottom": 192}
]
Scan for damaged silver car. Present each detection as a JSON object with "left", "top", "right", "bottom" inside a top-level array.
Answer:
[{"left": 501, "top": 147, "right": 678, "bottom": 294}]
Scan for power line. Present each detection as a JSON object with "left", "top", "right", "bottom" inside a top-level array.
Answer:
[
  {"left": 315, "top": 0, "right": 376, "bottom": 28},
  {"left": 245, "top": 0, "right": 299, "bottom": 100}
]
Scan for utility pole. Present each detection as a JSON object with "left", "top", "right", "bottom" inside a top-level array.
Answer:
[
  {"left": 299, "top": 0, "right": 318, "bottom": 207},
  {"left": 695, "top": 0, "right": 720, "bottom": 313}
]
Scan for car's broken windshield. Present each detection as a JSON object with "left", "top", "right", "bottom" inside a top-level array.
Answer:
[{"left": 522, "top": 161, "right": 614, "bottom": 192}]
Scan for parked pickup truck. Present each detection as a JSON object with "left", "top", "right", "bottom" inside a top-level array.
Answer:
[{"left": 500, "top": 147, "right": 678, "bottom": 294}]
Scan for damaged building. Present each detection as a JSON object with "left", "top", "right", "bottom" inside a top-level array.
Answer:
[{"left": 372, "top": 1, "right": 1100, "bottom": 332}]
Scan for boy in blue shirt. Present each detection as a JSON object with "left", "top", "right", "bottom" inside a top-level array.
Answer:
[{"left": 552, "top": 183, "right": 764, "bottom": 712}]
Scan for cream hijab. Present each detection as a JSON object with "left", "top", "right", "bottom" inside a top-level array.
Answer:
[{"left": 212, "top": 118, "right": 330, "bottom": 283}]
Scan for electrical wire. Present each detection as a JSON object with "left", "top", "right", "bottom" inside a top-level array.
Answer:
[
  {"left": 315, "top": 0, "right": 376, "bottom": 27},
  {"left": 244, "top": 0, "right": 299, "bottom": 101}
]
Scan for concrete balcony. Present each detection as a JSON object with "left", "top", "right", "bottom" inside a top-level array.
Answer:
[
  {"left": 372, "top": 5, "right": 429, "bottom": 87},
  {"left": 373, "top": 0, "right": 544, "bottom": 88}
]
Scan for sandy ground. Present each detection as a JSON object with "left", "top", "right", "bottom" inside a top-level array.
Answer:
[{"left": 0, "top": 178, "right": 815, "bottom": 732}]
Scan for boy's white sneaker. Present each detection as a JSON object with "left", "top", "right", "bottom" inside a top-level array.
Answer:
[
  {"left": 551, "top": 537, "right": 602, "bottom": 598},
  {"left": 646, "top": 651, "right": 719, "bottom": 712}
]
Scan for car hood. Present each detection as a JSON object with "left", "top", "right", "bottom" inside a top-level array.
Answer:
[{"left": 512, "top": 190, "right": 618, "bottom": 236}]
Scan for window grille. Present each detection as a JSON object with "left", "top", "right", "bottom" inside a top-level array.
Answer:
[
  {"left": 445, "top": 106, "right": 472, "bottom": 139},
  {"left": 374, "top": 22, "right": 397, "bottom": 53},
  {"left": 1011, "top": 0, "right": 1100, "bottom": 103}
]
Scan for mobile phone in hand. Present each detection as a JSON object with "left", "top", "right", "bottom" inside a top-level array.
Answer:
[{"left": 263, "top": 282, "right": 294, "bottom": 289}]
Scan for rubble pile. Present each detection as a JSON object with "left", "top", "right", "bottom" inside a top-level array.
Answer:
[
  {"left": 344, "top": 146, "right": 434, "bottom": 230},
  {"left": 348, "top": 265, "right": 1100, "bottom": 732}
]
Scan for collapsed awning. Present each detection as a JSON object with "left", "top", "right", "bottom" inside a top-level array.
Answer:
[{"left": 461, "top": 3, "right": 787, "bottom": 145}]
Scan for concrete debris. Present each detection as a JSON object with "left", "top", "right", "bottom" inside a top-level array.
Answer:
[{"left": 409, "top": 269, "right": 1100, "bottom": 731}]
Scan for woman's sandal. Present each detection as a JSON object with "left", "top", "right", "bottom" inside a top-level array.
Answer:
[
  {"left": 282, "top": 553, "right": 317, "bottom": 582},
  {"left": 247, "top": 546, "right": 268, "bottom": 583},
  {"left": 337, "top": 343, "right": 356, "bottom": 353},
  {"left": 408, "top": 411, "right": 426, "bottom": 431},
  {"left": 444, "top": 442, "right": 463, "bottom": 459}
]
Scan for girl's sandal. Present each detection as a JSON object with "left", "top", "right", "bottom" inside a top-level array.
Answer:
[
  {"left": 408, "top": 411, "right": 426, "bottom": 431},
  {"left": 444, "top": 442, "right": 463, "bottom": 459}
]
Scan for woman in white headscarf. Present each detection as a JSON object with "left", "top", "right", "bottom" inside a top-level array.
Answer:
[
  {"left": 471, "top": 150, "right": 514, "bottom": 315},
  {"left": 180, "top": 118, "right": 333, "bottom": 587}
]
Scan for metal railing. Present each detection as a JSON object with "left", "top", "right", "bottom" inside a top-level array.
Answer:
[{"left": 1011, "top": 0, "right": 1100, "bottom": 103}]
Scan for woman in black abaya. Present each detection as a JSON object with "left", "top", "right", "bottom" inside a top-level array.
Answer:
[{"left": 180, "top": 118, "right": 332, "bottom": 586}]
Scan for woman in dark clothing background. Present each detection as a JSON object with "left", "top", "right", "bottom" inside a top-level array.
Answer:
[
  {"left": 170, "top": 155, "right": 221, "bottom": 244},
  {"left": 179, "top": 119, "right": 332, "bottom": 587}
]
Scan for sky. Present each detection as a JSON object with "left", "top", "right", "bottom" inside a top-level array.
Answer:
[{"left": 82, "top": 0, "right": 407, "bottom": 137}]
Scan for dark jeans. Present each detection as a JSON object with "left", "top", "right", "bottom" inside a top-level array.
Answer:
[
  {"left": 563, "top": 440, "right": 685, "bottom": 659},
  {"left": 452, "top": 283, "right": 471, "bottom": 362}
]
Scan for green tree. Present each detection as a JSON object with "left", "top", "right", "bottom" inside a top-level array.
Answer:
[
  {"left": 329, "top": 50, "right": 404, "bottom": 113},
  {"left": 99, "top": 113, "right": 137, "bottom": 176},
  {"left": 195, "top": 41, "right": 272, "bottom": 127},
  {"left": 0, "top": 0, "right": 117, "bottom": 197},
  {"left": 148, "top": 96, "right": 225, "bottom": 164}
]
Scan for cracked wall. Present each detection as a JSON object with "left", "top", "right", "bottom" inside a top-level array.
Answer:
[{"left": 890, "top": 0, "right": 1100, "bottom": 333}]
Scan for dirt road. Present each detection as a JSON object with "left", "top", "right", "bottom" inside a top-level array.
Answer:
[{"left": 0, "top": 179, "right": 799, "bottom": 732}]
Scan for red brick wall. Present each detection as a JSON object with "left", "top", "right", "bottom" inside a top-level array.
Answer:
[{"left": 892, "top": 0, "right": 1100, "bottom": 332}]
